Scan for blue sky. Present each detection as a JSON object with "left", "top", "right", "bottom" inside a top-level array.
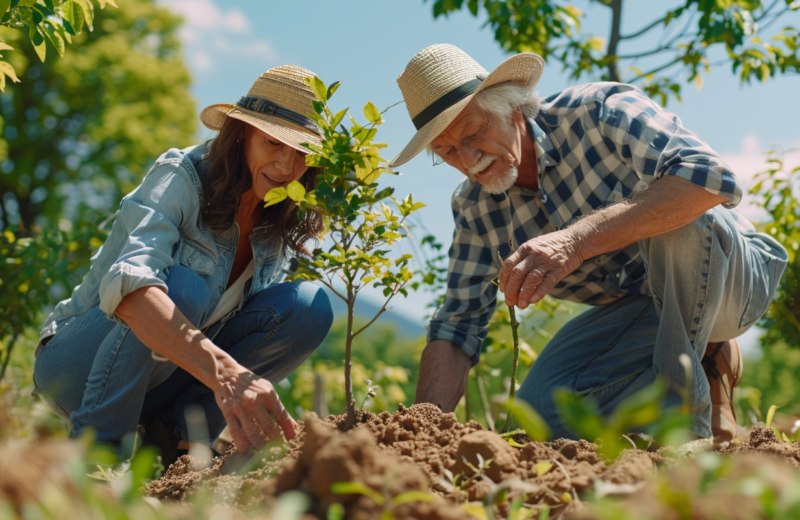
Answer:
[{"left": 159, "top": 0, "right": 800, "bottom": 332}]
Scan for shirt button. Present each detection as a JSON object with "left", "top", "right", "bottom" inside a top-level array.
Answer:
[
  {"left": 553, "top": 225, "right": 560, "bottom": 231},
  {"left": 595, "top": 257, "right": 603, "bottom": 264},
  {"left": 257, "top": 257, "right": 263, "bottom": 266},
  {"left": 219, "top": 286, "right": 224, "bottom": 294},
  {"left": 541, "top": 194, "right": 548, "bottom": 203}
]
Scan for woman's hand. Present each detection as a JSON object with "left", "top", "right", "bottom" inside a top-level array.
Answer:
[
  {"left": 498, "top": 229, "right": 585, "bottom": 309},
  {"left": 212, "top": 361, "right": 298, "bottom": 453}
]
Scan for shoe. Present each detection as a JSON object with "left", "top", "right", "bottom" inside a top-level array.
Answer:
[{"left": 701, "top": 339, "right": 742, "bottom": 443}]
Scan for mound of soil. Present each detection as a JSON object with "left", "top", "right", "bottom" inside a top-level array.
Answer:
[{"left": 147, "top": 404, "right": 668, "bottom": 518}]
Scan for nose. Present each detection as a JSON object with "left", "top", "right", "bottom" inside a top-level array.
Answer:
[
  {"left": 457, "top": 143, "right": 481, "bottom": 171},
  {"left": 274, "top": 144, "right": 297, "bottom": 175}
]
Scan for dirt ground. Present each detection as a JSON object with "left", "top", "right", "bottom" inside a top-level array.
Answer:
[{"left": 146, "top": 404, "right": 800, "bottom": 519}]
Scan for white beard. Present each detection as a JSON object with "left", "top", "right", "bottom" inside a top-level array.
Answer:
[{"left": 468, "top": 154, "right": 518, "bottom": 194}]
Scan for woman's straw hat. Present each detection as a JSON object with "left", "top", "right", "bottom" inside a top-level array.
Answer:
[
  {"left": 200, "top": 65, "right": 323, "bottom": 153},
  {"left": 391, "top": 44, "right": 544, "bottom": 167}
]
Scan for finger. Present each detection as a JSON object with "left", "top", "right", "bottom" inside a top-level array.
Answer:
[
  {"left": 225, "top": 413, "right": 250, "bottom": 454},
  {"left": 262, "top": 389, "right": 297, "bottom": 440},
  {"left": 529, "top": 271, "right": 561, "bottom": 306},
  {"left": 253, "top": 407, "right": 282, "bottom": 443},
  {"left": 237, "top": 408, "right": 267, "bottom": 449},
  {"left": 498, "top": 247, "right": 530, "bottom": 291},
  {"left": 516, "top": 266, "right": 548, "bottom": 309},
  {"left": 502, "top": 255, "right": 538, "bottom": 307}
]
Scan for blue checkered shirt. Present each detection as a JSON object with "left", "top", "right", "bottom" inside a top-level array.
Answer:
[{"left": 428, "top": 82, "right": 744, "bottom": 366}]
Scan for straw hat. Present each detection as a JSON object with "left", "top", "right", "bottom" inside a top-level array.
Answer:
[
  {"left": 200, "top": 65, "right": 323, "bottom": 153},
  {"left": 391, "top": 44, "right": 545, "bottom": 167}
]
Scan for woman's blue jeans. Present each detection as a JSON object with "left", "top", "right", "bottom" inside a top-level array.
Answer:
[
  {"left": 33, "top": 265, "right": 333, "bottom": 454},
  {"left": 516, "top": 207, "right": 787, "bottom": 439}
]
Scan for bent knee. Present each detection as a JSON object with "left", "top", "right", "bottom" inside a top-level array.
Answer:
[{"left": 292, "top": 281, "right": 334, "bottom": 337}]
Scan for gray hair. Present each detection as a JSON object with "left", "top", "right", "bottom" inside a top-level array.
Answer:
[
  {"left": 426, "top": 82, "right": 541, "bottom": 158},
  {"left": 473, "top": 82, "right": 542, "bottom": 122}
]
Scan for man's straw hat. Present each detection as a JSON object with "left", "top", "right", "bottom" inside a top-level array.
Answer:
[
  {"left": 391, "top": 44, "right": 544, "bottom": 167},
  {"left": 200, "top": 65, "right": 323, "bottom": 153}
]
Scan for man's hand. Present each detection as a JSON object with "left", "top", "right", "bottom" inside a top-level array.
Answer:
[
  {"left": 415, "top": 340, "right": 471, "bottom": 412},
  {"left": 212, "top": 363, "right": 298, "bottom": 453},
  {"left": 499, "top": 229, "right": 585, "bottom": 309}
]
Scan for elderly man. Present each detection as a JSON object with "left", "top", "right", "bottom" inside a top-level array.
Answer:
[{"left": 392, "top": 44, "right": 787, "bottom": 441}]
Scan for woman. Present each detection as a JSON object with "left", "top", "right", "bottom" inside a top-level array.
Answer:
[{"left": 33, "top": 66, "right": 333, "bottom": 460}]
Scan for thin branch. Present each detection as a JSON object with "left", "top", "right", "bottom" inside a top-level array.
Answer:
[
  {"left": 319, "top": 276, "right": 347, "bottom": 302},
  {"left": 628, "top": 56, "right": 683, "bottom": 82},
  {"left": 620, "top": 14, "right": 668, "bottom": 40},
  {"left": 0, "top": 333, "right": 19, "bottom": 383},
  {"left": 618, "top": 45, "right": 676, "bottom": 60},
  {"left": 352, "top": 285, "right": 401, "bottom": 337}
]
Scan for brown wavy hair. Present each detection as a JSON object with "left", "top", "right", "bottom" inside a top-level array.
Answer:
[{"left": 201, "top": 117, "right": 323, "bottom": 256}]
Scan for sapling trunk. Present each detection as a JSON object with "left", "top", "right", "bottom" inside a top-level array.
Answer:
[
  {"left": 501, "top": 303, "right": 521, "bottom": 433},
  {"left": 344, "top": 288, "right": 357, "bottom": 428}
]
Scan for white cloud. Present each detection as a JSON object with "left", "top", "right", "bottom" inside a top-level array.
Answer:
[
  {"left": 159, "top": 0, "right": 277, "bottom": 73},
  {"left": 222, "top": 8, "right": 251, "bottom": 33},
  {"left": 191, "top": 51, "right": 213, "bottom": 72}
]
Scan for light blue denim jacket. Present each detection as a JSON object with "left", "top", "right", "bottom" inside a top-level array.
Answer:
[{"left": 38, "top": 143, "right": 287, "bottom": 353}]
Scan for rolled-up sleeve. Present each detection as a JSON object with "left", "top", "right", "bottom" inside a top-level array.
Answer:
[
  {"left": 98, "top": 162, "right": 196, "bottom": 319},
  {"left": 428, "top": 195, "right": 500, "bottom": 366},
  {"left": 596, "top": 85, "right": 742, "bottom": 208}
]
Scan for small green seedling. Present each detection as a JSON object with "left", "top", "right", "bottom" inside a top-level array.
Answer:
[{"left": 330, "top": 480, "right": 436, "bottom": 520}]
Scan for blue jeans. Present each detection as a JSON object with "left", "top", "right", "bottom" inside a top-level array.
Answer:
[
  {"left": 33, "top": 265, "right": 333, "bottom": 453},
  {"left": 517, "top": 207, "right": 787, "bottom": 439}
]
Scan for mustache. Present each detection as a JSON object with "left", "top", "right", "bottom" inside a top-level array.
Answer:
[{"left": 467, "top": 154, "right": 500, "bottom": 180}]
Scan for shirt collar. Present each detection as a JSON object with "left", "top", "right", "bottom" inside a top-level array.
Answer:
[{"left": 526, "top": 115, "right": 561, "bottom": 174}]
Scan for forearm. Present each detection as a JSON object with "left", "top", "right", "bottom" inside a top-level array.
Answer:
[
  {"left": 415, "top": 339, "right": 471, "bottom": 412},
  {"left": 569, "top": 176, "right": 727, "bottom": 260},
  {"left": 115, "top": 286, "right": 233, "bottom": 390}
]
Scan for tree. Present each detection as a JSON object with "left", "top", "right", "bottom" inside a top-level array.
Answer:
[
  {"left": 0, "top": 0, "right": 195, "bottom": 232},
  {"left": 0, "top": 0, "right": 195, "bottom": 380},
  {"left": 265, "top": 77, "right": 424, "bottom": 428},
  {"left": 427, "top": 0, "right": 800, "bottom": 105}
]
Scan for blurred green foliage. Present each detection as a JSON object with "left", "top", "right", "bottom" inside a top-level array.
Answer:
[
  {"left": 0, "top": 0, "right": 195, "bottom": 375},
  {"left": 0, "top": 0, "right": 195, "bottom": 232},
  {"left": 427, "top": 0, "right": 800, "bottom": 105}
]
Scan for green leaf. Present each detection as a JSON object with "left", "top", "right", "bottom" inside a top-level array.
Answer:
[
  {"left": 330, "top": 108, "right": 348, "bottom": 130},
  {"left": 326, "top": 80, "right": 341, "bottom": 100},
  {"left": 312, "top": 100, "right": 324, "bottom": 114},
  {"left": 0, "top": 61, "right": 20, "bottom": 90},
  {"left": 263, "top": 187, "right": 288, "bottom": 208},
  {"left": 363, "top": 101, "right": 381, "bottom": 123},
  {"left": 330, "top": 482, "right": 384, "bottom": 506},
  {"left": 391, "top": 491, "right": 436, "bottom": 506},
  {"left": 307, "top": 75, "right": 328, "bottom": 103},
  {"left": 766, "top": 403, "right": 781, "bottom": 429},
  {"left": 504, "top": 399, "right": 551, "bottom": 442},
  {"left": 286, "top": 180, "right": 306, "bottom": 202},
  {"left": 73, "top": 0, "right": 92, "bottom": 30},
  {"left": 42, "top": 21, "right": 66, "bottom": 56},
  {"left": 0, "top": 0, "right": 11, "bottom": 16},
  {"left": 31, "top": 27, "right": 47, "bottom": 62}
]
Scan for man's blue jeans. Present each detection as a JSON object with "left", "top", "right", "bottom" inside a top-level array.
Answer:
[
  {"left": 517, "top": 207, "right": 788, "bottom": 439},
  {"left": 33, "top": 265, "right": 333, "bottom": 453}
]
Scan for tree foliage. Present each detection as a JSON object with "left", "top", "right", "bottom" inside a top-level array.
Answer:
[
  {"left": 751, "top": 149, "right": 800, "bottom": 348},
  {"left": 0, "top": 0, "right": 195, "bottom": 232},
  {"left": 0, "top": 0, "right": 195, "bottom": 378},
  {"left": 427, "top": 0, "right": 800, "bottom": 105}
]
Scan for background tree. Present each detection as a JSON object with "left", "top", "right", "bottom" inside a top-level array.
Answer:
[
  {"left": 427, "top": 0, "right": 800, "bottom": 104},
  {"left": 0, "top": 0, "right": 195, "bottom": 232},
  {"left": 0, "top": 0, "right": 195, "bottom": 380}
]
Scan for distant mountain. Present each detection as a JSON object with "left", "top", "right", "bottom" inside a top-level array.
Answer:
[{"left": 322, "top": 287, "right": 427, "bottom": 338}]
